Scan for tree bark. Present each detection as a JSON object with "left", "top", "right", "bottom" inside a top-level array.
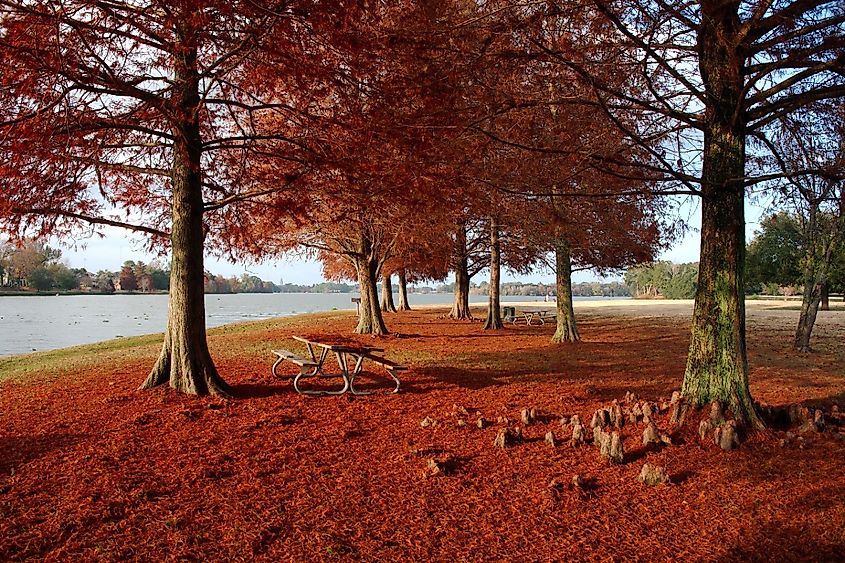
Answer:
[
  {"left": 795, "top": 279, "right": 823, "bottom": 352},
  {"left": 380, "top": 272, "right": 397, "bottom": 313},
  {"left": 139, "top": 42, "right": 230, "bottom": 396},
  {"left": 483, "top": 217, "right": 503, "bottom": 330},
  {"left": 552, "top": 237, "right": 579, "bottom": 343},
  {"left": 450, "top": 222, "right": 473, "bottom": 320},
  {"left": 354, "top": 232, "right": 388, "bottom": 335},
  {"left": 682, "top": 1, "right": 760, "bottom": 427},
  {"left": 397, "top": 268, "right": 412, "bottom": 311},
  {"left": 820, "top": 282, "right": 829, "bottom": 311}
]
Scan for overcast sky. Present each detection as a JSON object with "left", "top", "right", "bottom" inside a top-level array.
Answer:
[{"left": 53, "top": 197, "right": 768, "bottom": 285}]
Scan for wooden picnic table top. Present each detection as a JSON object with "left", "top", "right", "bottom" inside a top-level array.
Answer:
[{"left": 291, "top": 335, "right": 384, "bottom": 354}]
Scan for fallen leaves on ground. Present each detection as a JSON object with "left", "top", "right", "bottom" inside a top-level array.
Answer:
[{"left": 0, "top": 305, "right": 843, "bottom": 561}]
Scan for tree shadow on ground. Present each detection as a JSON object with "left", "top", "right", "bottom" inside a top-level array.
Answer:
[
  {"left": 718, "top": 512, "right": 845, "bottom": 562},
  {"left": 0, "top": 433, "right": 85, "bottom": 475},
  {"left": 232, "top": 383, "right": 293, "bottom": 399},
  {"left": 412, "top": 340, "right": 686, "bottom": 397}
]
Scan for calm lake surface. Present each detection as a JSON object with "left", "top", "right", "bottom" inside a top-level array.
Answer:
[{"left": 0, "top": 293, "right": 594, "bottom": 357}]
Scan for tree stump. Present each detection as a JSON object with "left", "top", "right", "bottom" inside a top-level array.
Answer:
[
  {"left": 714, "top": 420, "right": 740, "bottom": 451},
  {"left": 593, "top": 426, "right": 607, "bottom": 450},
  {"left": 642, "top": 421, "right": 660, "bottom": 447},
  {"left": 494, "top": 427, "right": 522, "bottom": 449},
  {"left": 477, "top": 417, "right": 487, "bottom": 429},
  {"left": 814, "top": 409, "right": 825, "bottom": 431},
  {"left": 698, "top": 419, "right": 713, "bottom": 442},
  {"left": 545, "top": 431, "right": 557, "bottom": 447},
  {"left": 571, "top": 423, "right": 586, "bottom": 447},
  {"left": 521, "top": 408, "right": 535, "bottom": 426},
  {"left": 638, "top": 463, "right": 671, "bottom": 486},
  {"left": 709, "top": 401, "right": 726, "bottom": 426},
  {"left": 610, "top": 404, "right": 624, "bottom": 429},
  {"left": 420, "top": 416, "right": 437, "bottom": 428},
  {"left": 608, "top": 432, "right": 624, "bottom": 464},
  {"left": 597, "top": 430, "right": 623, "bottom": 463},
  {"left": 670, "top": 399, "right": 689, "bottom": 425},
  {"left": 423, "top": 454, "right": 455, "bottom": 478},
  {"left": 632, "top": 403, "right": 643, "bottom": 421},
  {"left": 642, "top": 421, "right": 672, "bottom": 448},
  {"left": 642, "top": 402, "right": 653, "bottom": 421}
]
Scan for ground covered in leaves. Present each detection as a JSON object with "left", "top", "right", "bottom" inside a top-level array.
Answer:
[{"left": 1, "top": 302, "right": 844, "bottom": 561}]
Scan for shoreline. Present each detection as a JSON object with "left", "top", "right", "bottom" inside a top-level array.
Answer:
[{"left": 3, "top": 297, "right": 821, "bottom": 361}]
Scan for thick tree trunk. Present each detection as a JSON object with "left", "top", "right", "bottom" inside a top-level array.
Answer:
[
  {"left": 483, "top": 217, "right": 503, "bottom": 330},
  {"left": 354, "top": 234, "right": 388, "bottom": 335},
  {"left": 450, "top": 224, "right": 473, "bottom": 320},
  {"left": 380, "top": 273, "right": 397, "bottom": 313},
  {"left": 139, "top": 44, "right": 230, "bottom": 396},
  {"left": 552, "top": 238, "right": 579, "bottom": 343},
  {"left": 397, "top": 269, "right": 412, "bottom": 311},
  {"left": 683, "top": 1, "right": 760, "bottom": 427}
]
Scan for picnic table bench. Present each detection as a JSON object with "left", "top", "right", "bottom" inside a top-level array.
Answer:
[
  {"left": 271, "top": 335, "right": 405, "bottom": 395},
  {"left": 271, "top": 348, "right": 318, "bottom": 374}
]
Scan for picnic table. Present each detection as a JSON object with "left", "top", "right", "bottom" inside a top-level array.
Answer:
[
  {"left": 503, "top": 307, "right": 557, "bottom": 326},
  {"left": 271, "top": 335, "right": 406, "bottom": 395}
]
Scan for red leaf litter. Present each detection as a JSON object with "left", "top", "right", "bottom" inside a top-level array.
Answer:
[{"left": 1, "top": 305, "right": 844, "bottom": 561}]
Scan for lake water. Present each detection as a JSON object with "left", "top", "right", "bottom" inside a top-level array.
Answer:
[{"left": 0, "top": 293, "right": 582, "bottom": 357}]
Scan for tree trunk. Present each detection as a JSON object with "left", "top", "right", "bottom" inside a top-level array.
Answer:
[
  {"left": 139, "top": 43, "right": 230, "bottom": 396},
  {"left": 795, "top": 279, "right": 823, "bottom": 352},
  {"left": 397, "top": 269, "right": 412, "bottom": 311},
  {"left": 483, "top": 217, "right": 503, "bottom": 330},
  {"left": 820, "top": 282, "right": 829, "bottom": 311},
  {"left": 380, "top": 273, "right": 397, "bottom": 313},
  {"left": 354, "top": 233, "right": 388, "bottom": 335},
  {"left": 450, "top": 223, "right": 473, "bottom": 320},
  {"left": 552, "top": 237, "right": 579, "bottom": 343},
  {"left": 682, "top": 1, "right": 760, "bottom": 427}
]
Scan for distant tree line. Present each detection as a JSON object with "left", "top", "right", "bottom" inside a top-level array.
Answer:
[
  {"left": 624, "top": 262, "right": 699, "bottom": 299},
  {"left": 0, "top": 239, "right": 281, "bottom": 294},
  {"left": 276, "top": 282, "right": 356, "bottom": 294},
  {"left": 433, "top": 280, "right": 630, "bottom": 297}
]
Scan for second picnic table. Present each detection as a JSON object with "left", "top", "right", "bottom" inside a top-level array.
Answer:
[
  {"left": 503, "top": 307, "right": 557, "bottom": 326},
  {"left": 271, "top": 335, "right": 406, "bottom": 395}
]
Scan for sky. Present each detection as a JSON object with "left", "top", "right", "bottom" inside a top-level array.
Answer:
[{"left": 54, "top": 197, "right": 769, "bottom": 286}]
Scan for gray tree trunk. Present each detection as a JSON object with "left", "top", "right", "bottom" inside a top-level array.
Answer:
[
  {"left": 552, "top": 238, "right": 579, "bottom": 343},
  {"left": 820, "top": 282, "right": 829, "bottom": 311},
  {"left": 139, "top": 41, "right": 230, "bottom": 396},
  {"left": 483, "top": 217, "right": 503, "bottom": 330},
  {"left": 795, "top": 279, "right": 823, "bottom": 352},
  {"left": 381, "top": 273, "right": 397, "bottom": 313},
  {"left": 398, "top": 269, "right": 411, "bottom": 311},
  {"left": 354, "top": 233, "right": 388, "bottom": 335},
  {"left": 450, "top": 223, "right": 473, "bottom": 320}
]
